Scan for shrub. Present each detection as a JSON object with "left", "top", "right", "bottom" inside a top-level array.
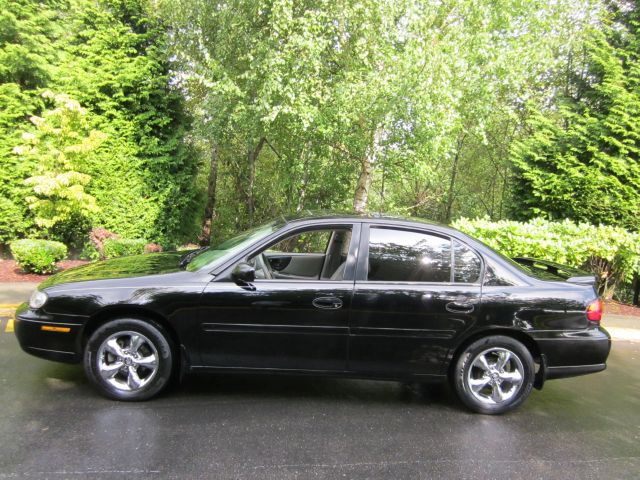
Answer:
[
  {"left": 89, "top": 227, "right": 119, "bottom": 259},
  {"left": 452, "top": 217, "right": 640, "bottom": 299},
  {"left": 103, "top": 238, "right": 146, "bottom": 259},
  {"left": 80, "top": 241, "right": 101, "bottom": 261},
  {"left": 10, "top": 239, "right": 68, "bottom": 274},
  {"left": 143, "top": 243, "right": 163, "bottom": 253}
]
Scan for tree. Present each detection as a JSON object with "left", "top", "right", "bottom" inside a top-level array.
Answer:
[
  {"left": 14, "top": 91, "right": 103, "bottom": 246},
  {"left": 511, "top": 4, "right": 640, "bottom": 231},
  {"left": 167, "top": 0, "right": 590, "bottom": 243},
  {"left": 0, "top": 0, "right": 62, "bottom": 242}
]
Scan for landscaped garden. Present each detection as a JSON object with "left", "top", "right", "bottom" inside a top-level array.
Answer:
[{"left": 1, "top": 0, "right": 639, "bottom": 309}]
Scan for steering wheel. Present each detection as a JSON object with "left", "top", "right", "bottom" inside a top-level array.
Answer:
[{"left": 253, "top": 253, "right": 273, "bottom": 279}]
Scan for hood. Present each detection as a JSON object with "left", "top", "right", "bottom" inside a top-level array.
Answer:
[{"left": 39, "top": 252, "right": 185, "bottom": 289}]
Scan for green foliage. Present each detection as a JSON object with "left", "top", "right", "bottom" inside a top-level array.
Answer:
[
  {"left": 103, "top": 238, "right": 146, "bottom": 259},
  {"left": 511, "top": 9, "right": 640, "bottom": 230},
  {"left": 0, "top": 0, "right": 62, "bottom": 242},
  {"left": 55, "top": 0, "right": 201, "bottom": 245},
  {"left": 167, "top": 0, "right": 595, "bottom": 243},
  {"left": 80, "top": 241, "right": 100, "bottom": 261},
  {"left": 14, "top": 91, "right": 103, "bottom": 245},
  {"left": 0, "top": 0, "right": 200, "bottom": 249},
  {"left": 10, "top": 238, "right": 68, "bottom": 274},
  {"left": 453, "top": 217, "right": 640, "bottom": 298},
  {"left": 0, "top": 197, "right": 23, "bottom": 245}
]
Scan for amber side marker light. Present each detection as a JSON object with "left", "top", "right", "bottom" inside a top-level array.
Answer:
[
  {"left": 586, "top": 298, "right": 603, "bottom": 322},
  {"left": 41, "top": 325, "right": 71, "bottom": 333}
]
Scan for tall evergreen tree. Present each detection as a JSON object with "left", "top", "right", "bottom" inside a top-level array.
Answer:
[
  {"left": 511, "top": 4, "right": 640, "bottom": 230},
  {"left": 0, "top": 0, "right": 61, "bottom": 243}
]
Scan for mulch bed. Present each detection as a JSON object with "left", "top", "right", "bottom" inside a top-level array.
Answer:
[
  {"left": 604, "top": 300, "right": 640, "bottom": 317},
  {"left": 0, "top": 259, "right": 89, "bottom": 283}
]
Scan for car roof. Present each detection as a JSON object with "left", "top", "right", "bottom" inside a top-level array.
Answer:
[{"left": 281, "top": 210, "right": 446, "bottom": 229}]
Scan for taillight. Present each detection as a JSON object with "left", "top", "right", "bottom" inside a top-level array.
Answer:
[{"left": 586, "top": 298, "right": 603, "bottom": 322}]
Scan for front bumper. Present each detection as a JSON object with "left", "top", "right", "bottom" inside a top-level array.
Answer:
[
  {"left": 14, "top": 303, "right": 85, "bottom": 364},
  {"left": 533, "top": 325, "right": 611, "bottom": 386}
]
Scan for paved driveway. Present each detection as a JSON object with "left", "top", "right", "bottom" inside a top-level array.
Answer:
[{"left": 0, "top": 305, "right": 638, "bottom": 479}]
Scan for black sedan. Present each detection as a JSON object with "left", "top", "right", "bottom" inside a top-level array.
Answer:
[{"left": 14, "top": 214, "right": 611, "bottom": 414}]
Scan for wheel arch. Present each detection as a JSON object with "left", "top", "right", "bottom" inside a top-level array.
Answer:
[
  {"left": 447, "top": 327, "right": 541, "bottom": 378},
  {"left": 81, "top": 306, "right": 186, "bottom": 373}
]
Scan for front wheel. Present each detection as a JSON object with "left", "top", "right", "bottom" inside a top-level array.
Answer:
[
  {"left": 452, "top": 336, "right": 534, "bottom": 414},
  {"left": 84, "top": 318, "right": 174, "bottom": 401}
]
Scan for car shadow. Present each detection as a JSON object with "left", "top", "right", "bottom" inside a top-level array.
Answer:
[
  {"left": 172, "top": 372, "right": 460, "bottom": 409},
  {"left": 31, "top": 362, "right": 462, "bottom": 410}
]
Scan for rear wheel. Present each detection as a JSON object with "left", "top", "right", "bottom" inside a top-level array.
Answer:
[
  {"left": 84, "top": 318, "right": 174, "bottom": 401},
  {"left": 452, "top": 335, "right": 534, "bottom": 414}
]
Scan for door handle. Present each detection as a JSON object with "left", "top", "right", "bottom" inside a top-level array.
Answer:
[
  {"left": 445, "top": 301, "right": 474, "bottom": 314},
  {"left": 312, "top": 297, "right": 343, "bottom": 310}
]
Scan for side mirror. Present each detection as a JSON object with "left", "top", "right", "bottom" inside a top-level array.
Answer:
[{"left": 231, "top": 262, "right": 256, "bottom": 286}]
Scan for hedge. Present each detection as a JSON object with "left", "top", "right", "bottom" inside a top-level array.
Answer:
[
  {"left": 10, "top": 239, "right": 68, "bottom": 274},
  {"left": 103, "top": 238, "right": 147, "bottom": 259},
  {"left": 452, "top": 217, "right": 640, "bottom": 298}
]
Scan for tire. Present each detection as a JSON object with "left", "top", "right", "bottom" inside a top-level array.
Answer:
[
  {"left": 452, "top": 335, "right": 534, "bottom": 415},
  {"left": 84, "top": 318, "right": 174, "bottom": 401}
]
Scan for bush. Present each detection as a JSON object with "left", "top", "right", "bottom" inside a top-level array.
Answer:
[
  {"left": 89, "top": 227, "right": 120, "bottom": 259},
  {"left": 103, "top": 238, "right": 146, "bottom": 259},
  {"left": 10, "top": 239, "right": 68, "bottom": 274},
  {"left": 452, "top": 217, "right": 640, "bottom": 299},
  {"left": 80, "top": 241, "right": 101, "bottom": 261},
  {"left": 143, "top": 243, "right": 163, "bottom": 254}
]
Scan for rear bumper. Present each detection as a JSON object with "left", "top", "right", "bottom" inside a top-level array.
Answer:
[
  {"left": 14, "top": 303, "right": 84, "bottom": 364},
  {"left": 545, "top": 363, "right": 606, "bottom": 379},
  {"left": 533, "top": 325, "right": 611, "bottom": 386}
]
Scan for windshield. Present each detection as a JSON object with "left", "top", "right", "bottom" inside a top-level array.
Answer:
[{"left": 186, "top": 220, "right": 283, "bottom": 272}]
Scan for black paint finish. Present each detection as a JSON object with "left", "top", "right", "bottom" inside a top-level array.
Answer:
[{"left": 14, "top": 213, "right": 611, "bottom": 390}]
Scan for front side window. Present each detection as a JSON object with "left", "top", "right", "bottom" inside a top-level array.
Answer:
[
  {"left": 367, "top": 228, "right": 452, "bottom": 282},
  {"left": 186, "top": 221, "right": 282, "bottom": 271},
  {"left": 268, "top": 230, "right": 332, "bottom": 254},
  {"left": 250, "top": 228, "right": 352, "bottom": 280}
]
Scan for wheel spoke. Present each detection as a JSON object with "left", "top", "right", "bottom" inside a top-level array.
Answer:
[
  {"left": 127, "top": 366, "right": 142, "bottom": 389},
  {"left": 105, "top": 338, "right": 125, "bottom": 357},
  {"left": 496, "top": 351, "right": 511, "bottom": 371},
  {"left": 129, "top": 334, "right": 143, "bottom": 354},
  {"left": 468, "top": 376, "right": 491, "bottom": 393},
  {"left": 500, "top": 370, "right": 523, "bottom": 386},
  {"left": 135, "top": 354, "right": 158, "bottom": 369},
  {"left": 99, "top": 361, "right": 123, "bottom": 380},
  {"left": 491, "top": 383, "right": 505, "bottom": 403},
  {"left": 473, "top": 354, "right": 491, "bottom": 372}
]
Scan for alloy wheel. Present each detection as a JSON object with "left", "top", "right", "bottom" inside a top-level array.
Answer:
[
  {"left": 96, "top": 331, "right": 159, "bottom": 392},
  {"left": 465, "top": 347, "right": 525, "bottom": 405}
]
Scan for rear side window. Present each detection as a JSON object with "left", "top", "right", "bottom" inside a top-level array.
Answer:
[
  {"left": 453, "top": 241, "right": 482, "bottom": 283},
  {"left": 367, "top": 228, "right": 452, "bottom": 282}
]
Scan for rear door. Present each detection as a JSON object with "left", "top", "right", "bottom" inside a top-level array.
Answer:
[{"left": 348, "top": 224, "right": 483, "bottom": 377}]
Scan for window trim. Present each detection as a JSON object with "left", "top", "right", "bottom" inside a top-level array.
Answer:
[{"left": 356, "top": 223, "right": 484, "bottom": 286}]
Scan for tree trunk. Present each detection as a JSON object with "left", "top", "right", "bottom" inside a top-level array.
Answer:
[
  {"left": 246, "top": 137, "right": 266, "bottom": 226},
  {"left": 633, "top": 272, "right": 639, "bottom": 306},
  {"left": 297, "top": 147, "right": 310, "bottom": 212},
  {"left": 353, "top": 127, "right": 382, "bottom": 213},
  {"left": 444, "top": 133, "right": 465, "bottom": 222},
  {"left": 199, "top": 143, "right": 219, "bottom": 246}
]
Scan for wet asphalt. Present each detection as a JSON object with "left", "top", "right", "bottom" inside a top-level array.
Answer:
[{"left": 0, "top": 323, "right": 638, "bottom": 480}]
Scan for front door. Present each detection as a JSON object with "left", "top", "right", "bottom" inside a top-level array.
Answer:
[
  {"left": 348, "top": 225, "right": 483, "bottom": 377},
  {"left": 198, "top": 224, "right": 359, "bottom": 372}
]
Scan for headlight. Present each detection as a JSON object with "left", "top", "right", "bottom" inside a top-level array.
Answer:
[{"left": 29, "top": 290, "right": 48, "bottom": 310}]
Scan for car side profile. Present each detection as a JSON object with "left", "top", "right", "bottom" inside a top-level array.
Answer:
[{"left": 14, "top": 214, "right": 611, "bottom": 414}]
